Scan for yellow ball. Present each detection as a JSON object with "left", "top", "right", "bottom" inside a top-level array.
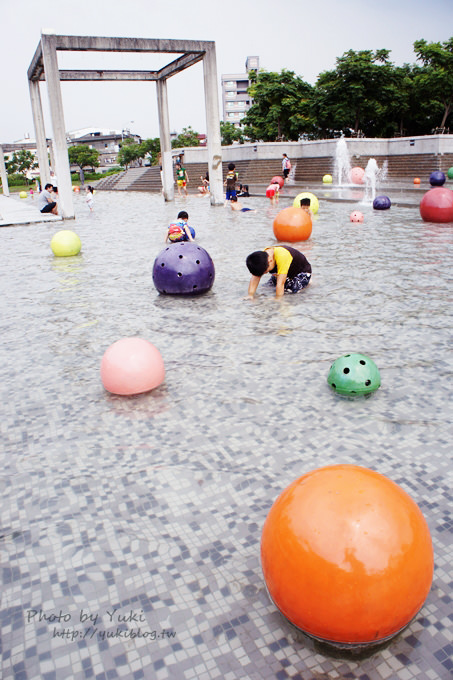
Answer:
[
  {"left": 293, "top": 192, "right": 319, "bottom": 214},
  {"left": 50, "top": 230, "right": 82, "bottom": 257},
  {"left": 19, "top": 191, "right": 28, "bottom": 199},
  {"left": 323, "top": 174, "right": 333, "bottom": 184}
]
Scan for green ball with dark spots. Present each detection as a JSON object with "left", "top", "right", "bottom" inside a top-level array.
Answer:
[{"left": 327, "top": 353, "right": 381, "bottom": 396}]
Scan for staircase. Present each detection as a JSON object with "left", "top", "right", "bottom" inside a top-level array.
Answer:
[{"left": 94, "top": 153, "right": 453, "bottom": 192}]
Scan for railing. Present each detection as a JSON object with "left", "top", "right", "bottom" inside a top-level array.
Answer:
[{"left": 431, "top": 127, "right": 450, "bottom": 135}]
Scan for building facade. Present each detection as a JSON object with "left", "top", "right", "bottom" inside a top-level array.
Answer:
[
  {"left": 67, "top": 128, "right": 141, "bottom": 169},
  {"left": 221, "top": 56, "right": 259, "bottom": 127}
]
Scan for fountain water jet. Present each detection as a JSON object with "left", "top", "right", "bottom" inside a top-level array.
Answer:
[
  {"left": 333, "top": 137, "right": 352, "bottom": 186},
  {"left": 364, "top": 158, "right": 388, "bottom": 202}
]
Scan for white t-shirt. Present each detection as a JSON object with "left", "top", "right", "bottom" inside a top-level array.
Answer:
[{"left": 37, "top": 189, "right": 53, "bottom": 210}]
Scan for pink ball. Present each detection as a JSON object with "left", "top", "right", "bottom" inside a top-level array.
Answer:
[
  {"left": 350, "top": 167, "right": 365, "bottom": 184},
  {"left": 420, "top": 187, "right": 453, "bottom": 223},
  {"left": 271, "top": 175, "right": 285, "bottom": 188},
  {"left": 100, "top": 337, "right": 165, "bottom": 395},
  {"left": 350, "top": 210, "right": 364, "bottom": 223}
]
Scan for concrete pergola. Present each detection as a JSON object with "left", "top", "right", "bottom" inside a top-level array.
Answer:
[{"left": 27, "top": 33, "right": 224, "bottom": 218}]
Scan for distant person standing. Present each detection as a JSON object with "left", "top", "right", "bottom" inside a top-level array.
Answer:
[
  {"left": 85, "top": 185, "right": 94, "bottom": 211},
  {"left": 224, "top": 163, "right": 238, "bottom": 202},
  {"left": 282, "top": 154, "right": 291, "bottom": 181},
  {"left": 37, "top": 183, "right": 58, "bottom": 215},
  {"left": 175, "top": 162, "right": 189, "bottom": 196}
]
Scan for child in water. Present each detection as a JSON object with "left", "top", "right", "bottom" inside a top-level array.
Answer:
[
  {"left": 245, "top": 245, "right": 312, "bottom": 299},
  {"left": 85, "top": 185, "right": 94, "bottom": 211},
  {"left": 266, "top": 181, "right": 280, "bottom": 205},
  {"left": 300, "top": 197, "right": 314, "bottom": 219},
  {"left": 165, "top": 210, "right": 195, "bottom": 242},
  {"left": 230, "top": 196, "right": 256, "bottom": 212}
]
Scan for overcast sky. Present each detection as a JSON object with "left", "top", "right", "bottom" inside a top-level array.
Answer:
[{"left": 1, "top": 0, "right": 452, "bottom": 143}]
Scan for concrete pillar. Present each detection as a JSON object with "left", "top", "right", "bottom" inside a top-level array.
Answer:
[
  {"left": 203, "top": 44, "right": 223, "bottom": 205},
  {"left": 28, "top": 79, "right": 51, "bottom": 188},
  {"left": 156, "top": 78, "right": 174, "bottom": 202},
  {"left": 0, "top": 146, "right": 10, "bottom": 197},
  {"left": 40, "top": 33, "right": 74, "bottom": 218}
]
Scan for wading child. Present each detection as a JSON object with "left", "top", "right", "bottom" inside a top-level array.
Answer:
[
  {"left": 165, "top": 210, "right": 195, "bottom": 242},
  {"left": 300, "top": 197, "right": 314, "bottom": 219},
  {"left": 245, "top": 245, "right": 311, "bottom": 299}
]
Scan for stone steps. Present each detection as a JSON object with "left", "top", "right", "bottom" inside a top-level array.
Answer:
[{"left": 95, "top": 153, "right": 453, "bottom": 192}]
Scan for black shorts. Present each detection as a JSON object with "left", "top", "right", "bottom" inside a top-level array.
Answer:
[
  {"left": 41, "top": 202, "right": 56, "bottom": 213},
  {"left": 283, "top": 169, "right": 290, "bottom": 179}
]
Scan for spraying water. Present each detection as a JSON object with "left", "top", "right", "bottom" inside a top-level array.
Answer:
[
  {"left": 363, "top": 158, "right": 389, "bottom": 202},
  {"left": 333, "top": 137, "right": 352, "bottom": 186}
]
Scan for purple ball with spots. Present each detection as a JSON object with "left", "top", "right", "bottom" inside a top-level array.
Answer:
[
  {"left": 373, "top": 195, "right": 391, "bottom": 210},
  {"left": 429, "top": 171, "right": 446, "bottom": 187},
  {"left": 153, "top": 242, "right": 215, "bottom": 295}
]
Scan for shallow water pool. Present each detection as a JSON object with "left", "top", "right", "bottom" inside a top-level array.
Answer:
[{"left": 1, "top": 190, "right": 452, "bottom": 679}]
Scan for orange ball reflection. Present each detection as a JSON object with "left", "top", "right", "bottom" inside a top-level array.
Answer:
[
  {"left": 261, "top": 464, "right": 433, "bottom": 646},
  {"left": 273, "top": 207, "right": 312, "bottom": 242}
]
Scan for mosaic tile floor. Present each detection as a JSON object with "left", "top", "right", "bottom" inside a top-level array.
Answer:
[{"left": 1, "top": 190, "right": 452, "bottom": 679}]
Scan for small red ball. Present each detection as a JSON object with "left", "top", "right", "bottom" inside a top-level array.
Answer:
[
  {"left": 350, "top": 210, "right": 364, "bottom": 223},
  {"left": 414, "top": 177, "right": 421, "bottom": 185},
  {"left": 420, "top": 187, "right": 453, "bottom": 223},
  {"left": 273, "top": 207, "right": 312, "bottom": 242},
  {"left": 271, "top": 176, "right": 285, "bottom": 188}
]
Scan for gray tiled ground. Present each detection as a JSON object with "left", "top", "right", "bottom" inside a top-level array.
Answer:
[{"left": 1, "top": 189, "right": 452, "bottom": 679}]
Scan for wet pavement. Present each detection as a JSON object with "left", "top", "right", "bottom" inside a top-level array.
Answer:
[{"left": 1, "top": 189, "right": 452, "bottom": 679}]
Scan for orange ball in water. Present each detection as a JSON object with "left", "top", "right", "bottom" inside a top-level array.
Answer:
[
  {"left": 273, "top": 207, "right": 312, "bottom": 242},
  {"left": 261, "top": 464, "right": 433, "bottom": 648},
  {"left": 414, "top": 177, "right": 421, "bottom": 185},
  {"left": 101, "top": 337, "right": 165, "bottom": 396}
]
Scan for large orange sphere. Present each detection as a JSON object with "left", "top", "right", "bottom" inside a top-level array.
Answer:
[
  {"left": 261, "top": 464, "right": 433, "bottom": 646},
  {"left": 273, "top": 207, "right": 312, "bottom": 242}
]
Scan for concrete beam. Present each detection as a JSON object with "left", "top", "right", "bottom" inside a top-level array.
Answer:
[
  {"left": 203, "top": 45, "right": 223, "bottom": 205},
  {"left": 52, "top": 35, "right": 212, "bottom": 54},
  {"left": 157, "top": 78, "right": 174, "bottom": 202},
  {"left": 56, "top": 70, "right": 159, "bottom": 81},
  {"left": 157, "top": 53, "right": 205, "bottom": 80},
  {"left": 29, "top": 79, "right": 51, "bottom": 188},
  {"left": 41, "top": 33, "right": 74, "bottom": 218},
  {"left": 0, "top": 146, "right": 10, "bottom": 197}
]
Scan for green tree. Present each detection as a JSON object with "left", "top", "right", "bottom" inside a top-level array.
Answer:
[
  {"left": 413, "top": 37, "right": 453, "bottom": 130},
  {"left": 242, "top": 69, "right": 314, "bottom": 142},
  {"left": 68, "top": 145, "right": 100, "bottom": 172},
  {"left": 6, "top": 150, "right": 38, "bottom": 184},
  {"left": 116, "top": 138, "right": 142, "bottom": 169},
  {"left": 220, "top": 121, "right": 245, "bottom": 146},
  {"left": 140, "top": 137, "right": 161, "bottom": 165},
  {"left": 171, "top": 126, "right": 200, "bottom": 148},
  {"left": 313, "top": 50, "right": 397, "bottom": 137}
]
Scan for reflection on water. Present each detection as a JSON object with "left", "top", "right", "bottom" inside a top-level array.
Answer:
[{"left": 0, "top": 189, "right": 452, "bottom": 676}]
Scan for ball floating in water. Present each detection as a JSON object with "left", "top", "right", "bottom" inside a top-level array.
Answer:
[
  {"left": 429, "top": 171, "right": 446, "bottom": 187},
  {"left": 270, "top": 176, "right": 284, "bottom": 188},
  {"left": 323, "top": 174, "right": 333, "bottom": 184},
  {"left": 413, "top": 177, "right": 421, "bottom": 185},
  {"left": 420, "top": 187, "right": 453, "bottom": 223},
  {"left": 350, "top": 210, "right": 364, "bottom": 223},
  {"left": 73, "top": 186, "right": 80, "bottom": 192},
  {"left": 152, "top": 242, "right": 215, "bottom": 295},
  {"left": 327, "top": 353, "right": 380, "bottom": 396},
  {"left": 373, "top": 195, "right": 391, "bottom": 210},
  {"left": 447, "top": 167, "right": 453, "bottom": 180},
  {"left": 101, "top": 337, "right": 165, "bottom": 396},
  {"left": 293, "top": 192, "right": 319, "bottom": 214},
  {"left": 19, "top": 191, "right": 27, "bottom": 199},
  {"left": 350, "top": 167, "right": 365, "bottom": 184},
  {"left": 273, "top": 207, "right": 312, "bottom": 242},
  {"left": 261, "top": 464, "right": 433, "bottom": 648},
  {"left": 50, "top": 230, "right": 81, "bottom": 257}
]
